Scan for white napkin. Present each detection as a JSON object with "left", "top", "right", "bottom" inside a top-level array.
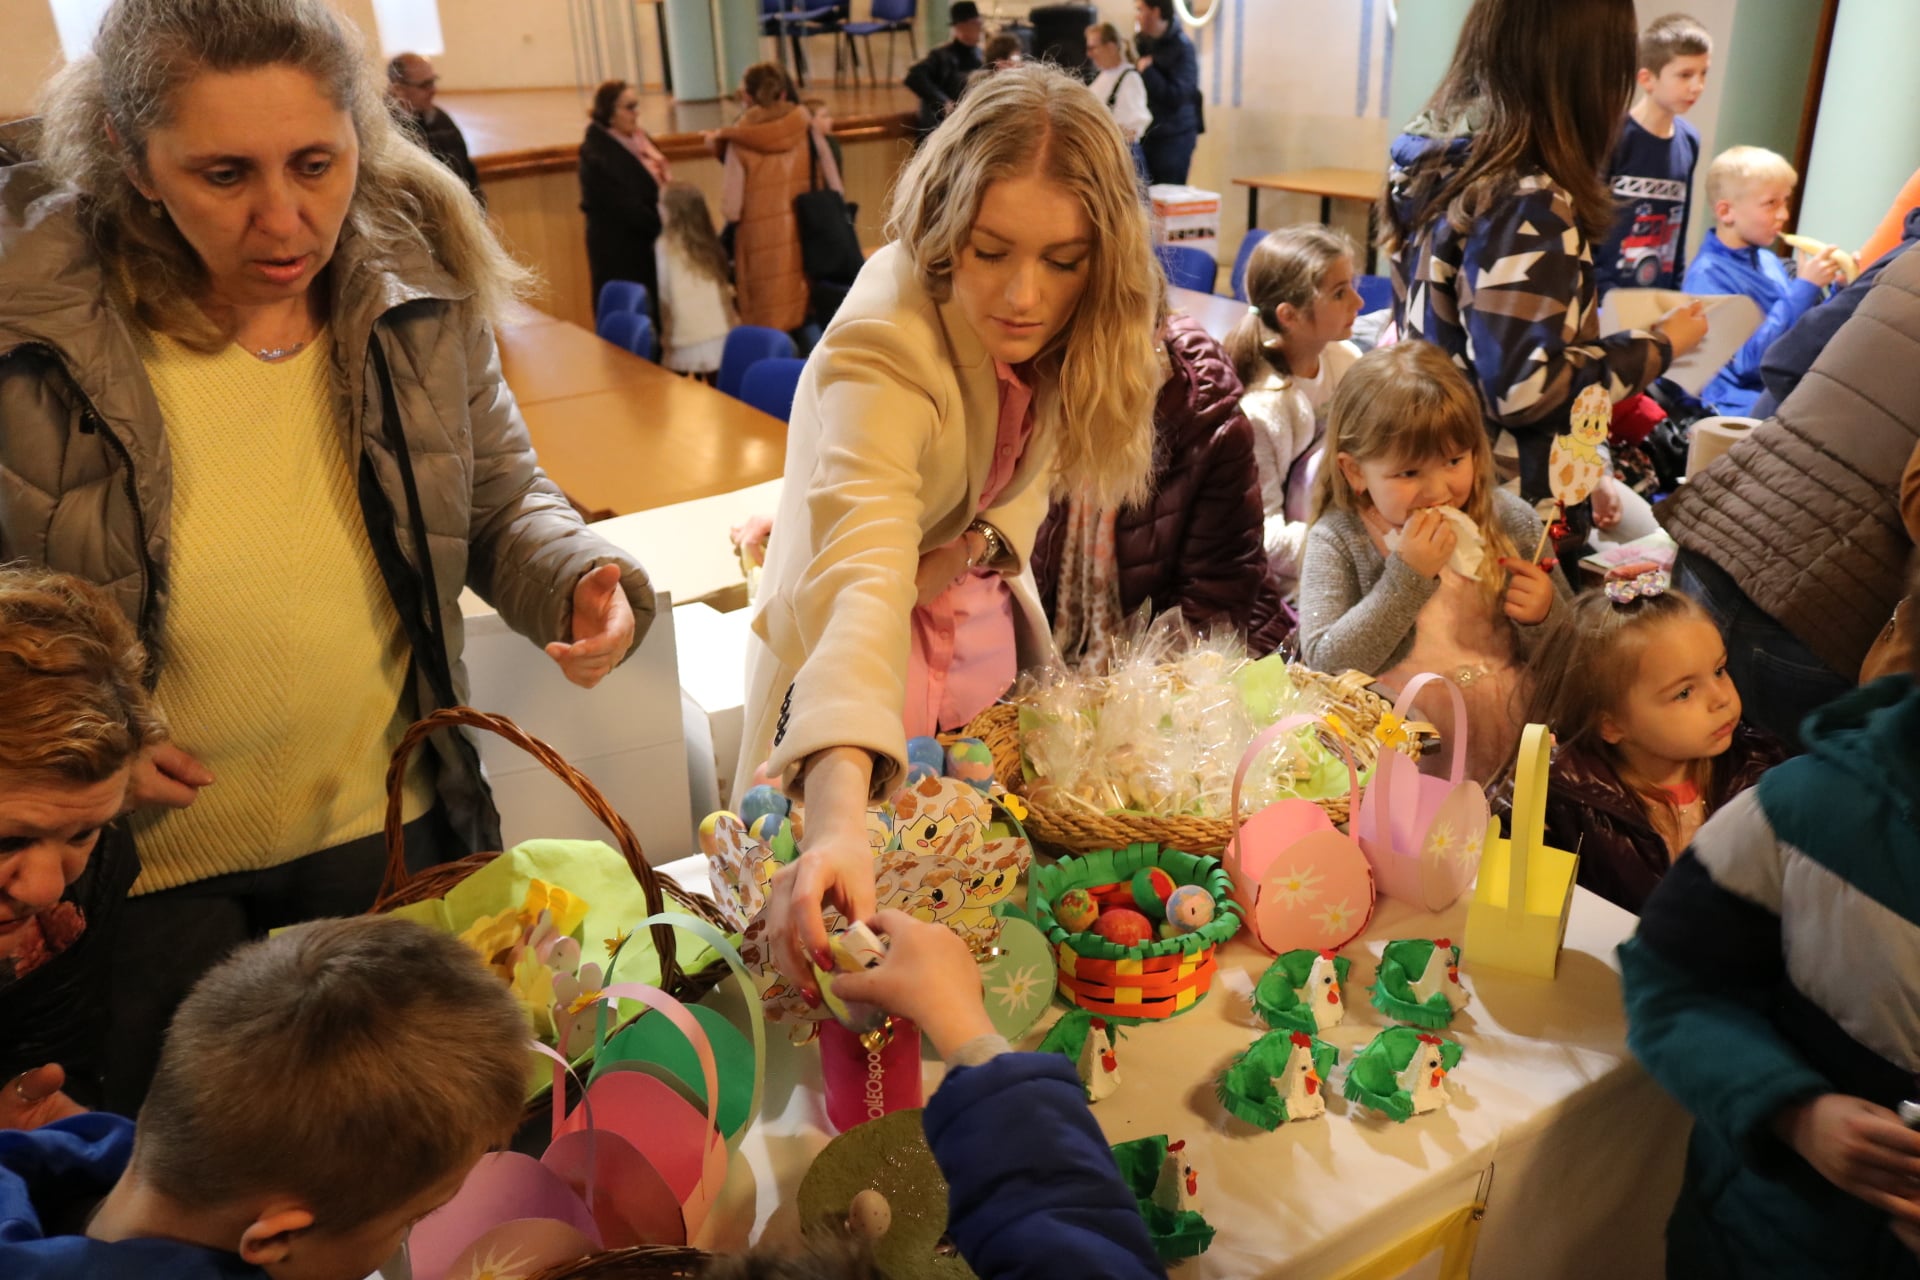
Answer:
[{"left": 1385, "top": 505, "right": 1485, "bottom": 577}]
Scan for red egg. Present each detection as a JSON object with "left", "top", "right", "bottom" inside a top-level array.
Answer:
[{"left": 1092, "top": 907, "right": 1155, "bottom": 947}]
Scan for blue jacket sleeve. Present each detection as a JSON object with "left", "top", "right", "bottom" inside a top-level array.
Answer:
[
  {"left": 924, "top": 1053, "right": 1165, "bottom": 1280},
  {"left": 1621, "top": 819, "right": 1830, "bottom": 1159}
]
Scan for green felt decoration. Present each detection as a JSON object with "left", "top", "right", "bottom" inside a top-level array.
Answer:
[
  {"left": 1215, "top": 1029, "right": 1338, "bottom": 1130},
  {"left": 1251, "top": 949, "right": 1352, "bottom": 1031},
  {"left": 1342, "top": 1027, "right": 1466, "bottom": 1123},
  {"left": 1109, "top": 1136, "right": 1217, "bottom": 1261},
  {"left": 1369, "top": 939, "right": 1463, "bottom": 1030}
]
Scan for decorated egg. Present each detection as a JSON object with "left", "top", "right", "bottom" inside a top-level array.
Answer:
[
  {"left": 904, "top": 761, "right": 940, "bottom": 787},
  {"left": 945, "top": 737, "right": 996, "bottom": 793},
  {"left": 1093, "top": 907, "right": 1155, "bottom": 947},
  {"left": 1130, "top": 867, "right": 1177, "bottom": 920},
  {"left": 1164, "top": 884, "right": 1215, "bottom": 933},
  {"left": 750, "top": 813, "right": 800, "bottom": 863},
  {"left": 906, "top": 736, "right": 947, "bottom": 776},
  {"left": 847, "top": 1188, "right": 892, "bottom": 1240},
  {"left": 1055, "top": 887, "right": 1099, "bottom": 933},
  {"left": 739, "top": 784, "right": 790, "bottom": 830}
]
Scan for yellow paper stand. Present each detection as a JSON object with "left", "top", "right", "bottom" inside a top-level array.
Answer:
[
  {"left": 1464, "top": 724, "right": 1578, "bottom": 979},
  {"left": 1328, "top": 1200, "right": 1481, "bottom": 1280}
]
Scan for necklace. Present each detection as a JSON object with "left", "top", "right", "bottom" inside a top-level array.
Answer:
[{"left": 250, "top": 340, "right": 309, "bottom": 363}]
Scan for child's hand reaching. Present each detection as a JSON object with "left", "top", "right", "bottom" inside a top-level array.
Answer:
[
  {"left": 830, "top": 910, "right": 997, "bottom": 1060},
  {"left": 1397, "top": 507, "right": 1459, "bottom": 579},
  {"left": 1, "top": 1064, "right": 86, "bottom": 1131},
  {"left": 1772, "top": 1094, "right": 1920, "bottom": 1232},
  {"left": 1800, "top": 247, "right": 1844, "bottom": 290},
  {"left": 1500, "top": 556, "right": 1556, "bottom": 624}
]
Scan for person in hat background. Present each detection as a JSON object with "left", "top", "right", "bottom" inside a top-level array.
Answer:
[{"left": 905, "top": 1, "right": 987, "bottom": 140}]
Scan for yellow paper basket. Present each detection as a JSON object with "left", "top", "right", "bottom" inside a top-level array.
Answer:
[{"left": 1463, "top": 724, "right": 1578, "bottom": 979}]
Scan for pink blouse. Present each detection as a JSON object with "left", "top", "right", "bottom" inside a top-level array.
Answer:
[{"left": 902, "top": 361, "right": 1035, "bottom": 737}]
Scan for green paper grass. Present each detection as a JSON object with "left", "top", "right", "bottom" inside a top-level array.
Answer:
[
  {"left": 1252, "top": 949, "right": 1352, "bottom": 1032},
  {"left": 1342, "top": 1027, "right": 1465, "bottom": 1123},
  {"left": 1109, "top": 1135, "right": 1217, "bottom": 1261},
  {"left": 1028, "top": 843, "right": 1243, "bottom": 962},
  {"left": 1215, "top": 1029, "right": 1337, "bottom": 1130},
  {"left": 1369, "top": 939, "right": 1462, "bottom": 1030}
]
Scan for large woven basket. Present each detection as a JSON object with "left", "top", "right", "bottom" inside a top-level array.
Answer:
[
  {"left": 371, "top": 707, "right": 733, "bottom": 1123},
  {"left": 965, "top": 666, "right": 1413, "bottom": 858},
  {"left": 527, "top": 1246, "right": 713, "bottom": 1279}
]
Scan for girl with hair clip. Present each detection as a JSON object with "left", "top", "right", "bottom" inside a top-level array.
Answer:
[
  {"left": 655, "top": 181, "right": 737, "bottom": 379},
  {"left": 1384, "top": 0, "right": 1707, "bottom": 545},
  {"left": 8, "top": 0, "right": 653, "bottom": 1113},
  {"left": 1514, "top": 574, "right": 1782, "bottom": 915},
  {"left": 1298, "top": 341, "right": 1571, "bottom": 784},
  {"left": 742, "top": 63, "right": 1162, "bottom": 990},
  {"left": 1227, "top": 225, "right": 1366, "bottom": 600}
]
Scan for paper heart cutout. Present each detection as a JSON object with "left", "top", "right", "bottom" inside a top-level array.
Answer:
[
  {"left": 592, "top": 1003, "right": 756, "bottom": 1142},
  {"left": 541, "top": 1129, "right": 687, "bottom": 1249},
  {"left": 408, "top": 1153, "right": 601, "bottom": 1280},
  {"left": 555, "top": 1071, "right": 729, "bottom": 1235}
]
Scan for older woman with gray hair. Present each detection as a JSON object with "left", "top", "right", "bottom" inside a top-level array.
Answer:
[{"left": 1, "top": 0, "right": 654, "bottom": 1111}]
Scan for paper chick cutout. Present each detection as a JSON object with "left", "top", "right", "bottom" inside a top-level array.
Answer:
[
  {"left": 1550, "top": 384, "right": 1612, "bottom": 508},
  {"left": 1109, "top": 1135, "right": 1217, "bottom": 1262},
  {"left": 1217, "top": 1028, "right": 1338, "bottom": 1129},
  {"left": 1151, "top": 1139, "right": 1200, "bottom": 1215},
  {"left": 1252, "top": 948, "right": 1351, "bottom": 1034},
  {"left": 1040, "top": 1006, "right": 1124, "bottom": 1103}
]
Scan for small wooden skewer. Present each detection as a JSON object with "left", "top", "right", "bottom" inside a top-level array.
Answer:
[{"left": 1530, "top": 524, "right": 1553, "bottom": 564}]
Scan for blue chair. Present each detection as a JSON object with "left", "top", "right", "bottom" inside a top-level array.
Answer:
[
  {"left": 765, "top": 0, "right": 848, "bottom": 87},
  {"left": 1356, "top": 273, "right": 1395, "bottom": 315},
  {"left": 1231, "top": 228, "right": 1270, "bottom": 303},
  {"left": 595, "top": 279, "right": 649, "bottom": 331},
  {"left": 599, "top": 310, "right": 655, "bottom": 361},
  {"left": 842, "top": 0, "right": 917, "bottom": 85},
  {"left": 739, "top": 357, "right": 807, "bottom": 422},
  {"left": 1157, "top": 243, "right": 1218, "bottom": 293},
  {"left": 718, "top": 326, "right": 799, "bottom": 400}
]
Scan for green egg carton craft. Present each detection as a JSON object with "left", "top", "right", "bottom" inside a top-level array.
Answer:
[
  {"left": 1344, "top": 1027, "right": 1464, "bottom": 1123},
  {"left": 1216, "top": 1028, "right": 1338, "bottom": 1129},
  {"left": 1252, "top": 948, "right": 1351, "bottom": 1034},
  {"left": 1370, "top": 937, "right": 1469, "bottom": 1030}
]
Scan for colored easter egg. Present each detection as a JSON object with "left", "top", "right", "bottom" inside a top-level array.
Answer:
[
  {"left": 904, "top": 761, "right": 939, "bottom": 787},
  {"left": 906, "top": 736, "right": 947, "bottom": 776},
  {"left": 1164, "top": 884, "right": 1216, "bottom": 933},
  {"left": 944, "top": 737, "right": 996, "bottom": 793},
  {"left": 1055, "top": 887, "right": 1099, "bottom": 933},
  {"left": 739, "top": 784, "right": 790, "bottom": 830},
  {"left": 1130, "top": 867, "right": 1177, "bottom": 919},
  {"left": 1092, "top": 907, "right": 1155, "bottom": 947}
]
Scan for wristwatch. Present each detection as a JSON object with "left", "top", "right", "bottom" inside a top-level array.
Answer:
[{"left": 966, "top": 519, "right": 1010, "bottom": 572}]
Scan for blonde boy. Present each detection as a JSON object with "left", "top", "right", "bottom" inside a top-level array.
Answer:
[
  {"left": 1683, "top": 145, "right": 1842, "bottom": 416},
  {"left": 1597, "top": 14, "right": 1712, "bottom": 295},
  {"left": 0, "top": 916, "right": 528, "bottom": 1280}
]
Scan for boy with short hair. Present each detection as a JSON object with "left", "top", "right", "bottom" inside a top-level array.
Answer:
[
  {"left": 1684, "top": 145, "right": 1843, "bottom": 417},
  {"left": 1596, "top": 13, "right": 1712, "bottom": 297},
  {"left": 0, "top": 916, "right": 529, "bottom": 1279}
]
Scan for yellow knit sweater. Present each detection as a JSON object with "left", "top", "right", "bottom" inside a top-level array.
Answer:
[{"left": 131, "top": 330, "right": 433, "bottom": 894}]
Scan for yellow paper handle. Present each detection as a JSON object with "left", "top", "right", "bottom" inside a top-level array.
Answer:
[{"left": 1506, "top": 724, "right": 1552, "bottom": 912}]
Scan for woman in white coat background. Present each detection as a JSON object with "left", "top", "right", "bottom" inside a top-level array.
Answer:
[{"left": 737, "top": 65, "right": 1164, "bottom": 987}]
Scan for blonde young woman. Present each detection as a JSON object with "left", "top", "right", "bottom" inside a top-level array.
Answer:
[
  {"left": 740, "top": 63, "right": 1162, "bottom": 988},
  {"left": 4, "top": 0, "right": 653, "bottom": 1111}
]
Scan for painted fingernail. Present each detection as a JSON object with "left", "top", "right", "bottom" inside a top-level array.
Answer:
[
  {"left": 813, "top": 944, "right": 834, "bottom": 968},
  {"left": 800, "top": 985, "right": 821, "bottom": 1007}
]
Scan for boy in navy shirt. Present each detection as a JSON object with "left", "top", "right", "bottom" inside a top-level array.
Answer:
[
  {"left": 1683, "top": 146, "right": 1844, "bottom": 417},
  {"left": 1597, "top": 14, "right": 1711, "bottom": 296}
]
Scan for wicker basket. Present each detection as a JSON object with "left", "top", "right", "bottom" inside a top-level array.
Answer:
[
  {"left": 1028, "top": 843, "right": 1242, "bottom": 1022},
  {"left": 371, "top": 707, "right": 733, "bottom": 1122},
  {"left": 965, "top": 666, "right": 1413, "bottom": 858}
]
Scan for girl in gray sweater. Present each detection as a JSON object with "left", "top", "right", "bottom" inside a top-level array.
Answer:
[{"left": 1298, "top": 342, "right": 1571, "bottom": 782}]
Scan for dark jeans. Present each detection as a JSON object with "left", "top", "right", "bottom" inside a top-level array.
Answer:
[
  {"left": 1140, "top": 128, "right": 1197, "bottom": 186},
  {"left": 103, "top": 806, "right": 463, "bottom": 1116},
  {"left": 1673, "top": 549, "right": 1854, "bottom": 753}
]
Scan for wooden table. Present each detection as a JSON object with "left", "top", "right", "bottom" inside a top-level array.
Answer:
[
  {"left": 1170, "top": 285, "right": 1251, "bottom": 345},
  {"left": 496, "top": 315, "right": 788, "bottom": 516},
  {"left": 1234, "top": 167, "right": 1384, "bottom": 268}
]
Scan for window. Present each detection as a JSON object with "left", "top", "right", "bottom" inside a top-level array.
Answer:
[
  {"left": 48, "top": 0, "right": 115, "bottom": 58},
  {"left": 369, "top": 0, "right": 445, "bottom": 58}
]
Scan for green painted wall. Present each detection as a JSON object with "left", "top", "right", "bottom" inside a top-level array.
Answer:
[
  {"left": 1711, "top": 0, "right": 1821, "bottom": 160},
  {"left": 1385, "top": 0, "right": 1473, "bottom": 127},
  {"left": 1800, "top": 0, "right": 1920, "bottom": 252}
]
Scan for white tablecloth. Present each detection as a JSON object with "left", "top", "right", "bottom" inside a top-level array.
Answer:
[{"left": 660, "top": 858, "right": 1688, "bottom": 1278}]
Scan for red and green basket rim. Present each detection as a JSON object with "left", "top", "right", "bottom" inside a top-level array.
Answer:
[{"left": 1029, "top": 842, "right": 1243, "bottom": 959}]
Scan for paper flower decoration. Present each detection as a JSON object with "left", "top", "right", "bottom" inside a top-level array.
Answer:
[
  {"left": 1343, "top": 1027, "right": 1464, "bottom": 1122},
  {"left": 1216, "top": 1028, "right": 1338, "bottom": 1129},
  {"left": 1370, "top": 938, "right": 1468, "bottom": 1029},
  {"left": 1252, "top": 948, "right": 1351, "bottom": 1034}
]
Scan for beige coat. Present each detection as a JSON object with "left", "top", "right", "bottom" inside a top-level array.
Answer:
[{"left": 736, "top": 243, "right": 1055, "bottom": 802}]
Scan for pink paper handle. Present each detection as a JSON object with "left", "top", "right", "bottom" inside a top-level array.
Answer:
[
  {"left": 1371, "top": 673, "right": 1469, "bottom": 845},
  {"left": 628, "top": 912, "right": 768, "bottom": 1151},
  {"left": 1229, "top": 713, "right": 1362, "bottom": 862}
]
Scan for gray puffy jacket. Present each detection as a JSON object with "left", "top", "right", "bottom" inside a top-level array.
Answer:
[
  {"left": 0, "top": 153, "right": 655, "bottom": 856},
  {"left": 1661, "top": 240, "right": 1920, "bottom": 679}
]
